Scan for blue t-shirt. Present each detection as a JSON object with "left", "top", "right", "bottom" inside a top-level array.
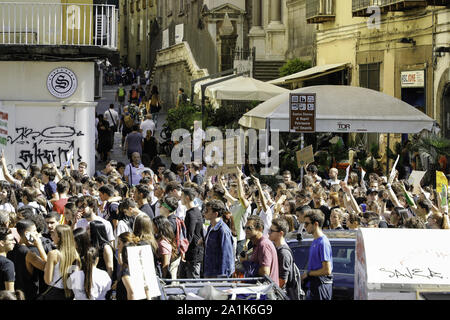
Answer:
[
  {"left": 44, "top": 181, "right": 57, "bottom": 200},
  {"left": 307, "top": 235, "right": 333, "bottom": 272}
]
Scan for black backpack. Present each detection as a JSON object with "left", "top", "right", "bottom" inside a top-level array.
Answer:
[{"left": 280, "top": 246, "right": 305, "bottom": 300}]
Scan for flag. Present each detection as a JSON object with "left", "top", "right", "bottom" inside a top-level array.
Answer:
[{"left": 401, "top": 184, "right": 415, "bottom": 207}]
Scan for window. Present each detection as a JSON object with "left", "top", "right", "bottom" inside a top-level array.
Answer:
[
  {"left": 149, "top": 0, "right": 154, "bottom": 7},
  {"left": 359, "top": 63, "right": 380, "bottom": 91},
  {"left": 136, "top": 0, "right": 140, "bottom": 11},
  {"left": 167, "top": 0, "right": 173, "bottom": 16},
  {"left": 142, "top": 0, "right": 146, "bottom": 9},
  {"left": 123, "top": 1, "right": 128, "bottom": 15},
  {"left": 179, "top": 0, "right": 184, "bottom": 13},
  {"left": 130, "top": 0, "right": 134, "bottom": 13}
]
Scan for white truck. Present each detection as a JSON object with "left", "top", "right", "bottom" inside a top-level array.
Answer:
[{"left": 355, "top": 228, "right": 450, "bottom": 300}]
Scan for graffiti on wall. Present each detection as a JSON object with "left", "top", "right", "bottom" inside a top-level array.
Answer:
[{"left": 7, "top": 125, "right": 84, "bottom": 169}]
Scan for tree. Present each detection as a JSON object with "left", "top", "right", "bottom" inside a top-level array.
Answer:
[{"left": 279, "top": 59, "right": 312, "bottom": 77}]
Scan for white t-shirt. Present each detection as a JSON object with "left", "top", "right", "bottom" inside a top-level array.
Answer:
[
  {"left": 69, "top": 268, "right": 112, "bottom": 300},
  {"left": 124, "top": 163, "right": 144, "bottom": 186},
  {"left": 258, "top": 206, "right": 273, "bottom": 237},
  {"left": 0, "top": 203, "right": 15, "bottom": 213},
  {"left": 75, "top": 215, "right": 115, "bottom": 243},
  {"left": 104, "top": 109, "right": 119, "bottom": 128},
  {"left": 176, "top": 200, "right": 187, "bottom": 221},
  {"left": 140, "top": 119, "right": 156, "bottom": 137}
]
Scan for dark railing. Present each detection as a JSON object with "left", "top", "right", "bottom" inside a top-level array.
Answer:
[{"left": 306, "top": 0, "right": 336, "bottom": 23}]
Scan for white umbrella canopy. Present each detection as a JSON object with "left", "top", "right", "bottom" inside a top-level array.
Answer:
[
  {"left": 238, "top": 85, "right": 435, "bottom": 133},
  {"left": 204, "top": 76, "right": 289, "bottom": 101}
]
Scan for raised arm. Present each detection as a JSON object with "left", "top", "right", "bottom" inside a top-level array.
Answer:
[
  {"left": 0, "top": 153, "right": 17, "bottom": 185},
  {"left": 252, "top": 175, "right": 269, "bottom": 213},
  {"left": 236, "top": 166, "right": 250, "bottom": 209}
]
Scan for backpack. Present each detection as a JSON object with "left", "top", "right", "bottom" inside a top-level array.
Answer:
[
  {"left": 175, "top": 217, "right": 190, "bottom": 257},
  {"left": 131, "top": 89, "right": 138, "bottom": 100},
  {"left": 280, "top": 246, "right": 305, "bottom": 300},
  {"left": 118, "top": 87, "right": 125, "bottom": 97},
  {"left": 124, "top": 113, "right": 134, "bottom": 129}
]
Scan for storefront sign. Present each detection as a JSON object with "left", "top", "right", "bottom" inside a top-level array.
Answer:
[
  {"left": 289, "top": 93, "right": 316, "bottom": 133},
  {"left": 401, "top": 70, "right": 424, "bottom": 88},
  {"left": 47, "top": 68, "right": 78, "bottom": 99}
]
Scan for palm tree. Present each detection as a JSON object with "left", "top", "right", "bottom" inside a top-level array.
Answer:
[{"left": 409, "top": 133, "right": 450, "bottom": 170}]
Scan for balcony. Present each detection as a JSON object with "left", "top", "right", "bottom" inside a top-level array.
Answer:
[
  {"left": 306, "top": 0, "right": 335, "bottom": 24},
  {"left": 0, "top": 2, "right": 118, "bottom": 49},
  {"left": 379, "top": 0, "right": 447, "bottom": 11},
  {"left": 352, "top": 0, "right": 386, "bottom": 17}
]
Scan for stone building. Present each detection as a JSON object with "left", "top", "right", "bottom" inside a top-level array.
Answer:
[{"left": 0, "top": 0, "right": 118, "bottom": 176}]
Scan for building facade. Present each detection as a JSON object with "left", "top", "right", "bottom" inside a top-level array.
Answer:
[
  {"left": 303, "top": 0, "right": 449, "bottom": 151},
  {"left": 119, "top": 0, "right": 157, "bottom": 69},
  {"left": 0, "top": 0, "right": 118, "bottom": 176}
]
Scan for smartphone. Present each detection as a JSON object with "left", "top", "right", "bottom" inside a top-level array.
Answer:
[{"left": 25, "top": 232, "right": 34, "bottom": 242}]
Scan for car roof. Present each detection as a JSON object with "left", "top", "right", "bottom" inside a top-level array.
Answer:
[{"left": 286, "top": 230, "right": 357, "bottom": 243}]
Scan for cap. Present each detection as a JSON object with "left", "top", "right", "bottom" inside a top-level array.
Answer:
[{"left": 366, "top": 188, "right": 378, "bottom": 196}]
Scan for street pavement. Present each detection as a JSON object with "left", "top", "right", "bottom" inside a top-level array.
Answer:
[{"left": 95, "top": 84, "right": 171, "bottom": 172}]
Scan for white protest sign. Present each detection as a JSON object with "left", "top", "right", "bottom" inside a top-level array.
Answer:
[
  {"left": 127, "top": 245, "right": 161, "bottom": 300},
  {"left": 344, "top": 165, "right": 351, "bottom": 184},
  {"left": 407, "top": 170, "right": 426, "bottom": 195},
  {"left": 388, "top": 155, "right": 400, "bottom": 184}
]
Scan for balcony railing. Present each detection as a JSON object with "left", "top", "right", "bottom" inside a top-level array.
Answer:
[
  {"left": 379, "top": 0, "right": 442, "bottom": 11},
  {"left": 306, "top": 0, "right": 335, "bottom": 23},
  {"left": 354, "top": 0, "right": 446, "bottom": 16},
  {"left": 352, "top": 0, "right": 384, "bottom": 17},
  {"left": 0, "top": 2, "right": 117, "bottom": 49}
]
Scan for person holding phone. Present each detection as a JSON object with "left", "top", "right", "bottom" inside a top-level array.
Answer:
[{"left": 7, "top": 219, "right": 47, "bottom": 300}]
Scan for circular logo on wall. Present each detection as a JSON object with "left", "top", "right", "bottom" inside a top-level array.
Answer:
[{"left": 47, "top": 68, "right": 78, "bottom": 99}]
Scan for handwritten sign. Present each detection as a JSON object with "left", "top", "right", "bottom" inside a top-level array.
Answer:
[
  {"left": 127, "top": 245, "right": 161, "bottom": 300},
  {"left": 408, "top": 170, "right": 426, "bottom": 195},
  {"left": 296, "top": 145, "right": 314, "bottom": 168},
  {"left": 356, "top": 228, "right": 450, "bottom": 288}
]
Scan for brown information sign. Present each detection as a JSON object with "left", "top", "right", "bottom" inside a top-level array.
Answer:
[{"left": 289, "top": 93, "right": 316, "bottom": 133}]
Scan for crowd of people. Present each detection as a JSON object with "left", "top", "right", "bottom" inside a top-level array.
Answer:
[{"left": 0, "top": 80, "right": 449, "bottom": 301}]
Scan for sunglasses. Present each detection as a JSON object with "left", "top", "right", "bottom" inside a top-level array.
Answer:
[
  {"left": 245, "top": 226, "right": 254, "bottom": 231},
  {"left": 304, "top": 222, "right": 311, "bottom": 227},
  {"left": 268, "top": 229, "right": 280, "bottom": 234}
]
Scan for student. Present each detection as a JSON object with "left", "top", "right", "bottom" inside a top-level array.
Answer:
[
  {"left": 43, "top": 225, "right": 81, "bottom": 300},
  {"left": 0, "top": 228, "right": 15, "bottom": 292},
  {"left": 89, "top": 220, "right": 115, "bottom": 280},
  {"left": 69, "top": 247, "right": 112, "bottom": 300},
  {"left": 300, "top": 209, "right": 333, "bottom": 300}
]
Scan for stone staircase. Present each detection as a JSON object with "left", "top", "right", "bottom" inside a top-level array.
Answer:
[{"left": 253, "top": 60, "right": 285, "bottom": 82}]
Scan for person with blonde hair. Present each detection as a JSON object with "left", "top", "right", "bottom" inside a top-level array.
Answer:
[
  {"left": 330, "top": 208, "right": 345, "bottom": 230},
  {"left": 43, "top": 225, "right": 80, "bottom": 300}
]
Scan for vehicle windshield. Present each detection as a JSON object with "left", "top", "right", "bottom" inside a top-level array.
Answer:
[{"left": 291, "top": 242, "right": 355, "bottom": 274}]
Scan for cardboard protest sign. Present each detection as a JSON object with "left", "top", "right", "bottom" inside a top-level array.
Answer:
[
  {"left": 127, "top": 245, "right": 161, "bottom": 300},
  {"left": 296, "top": 145, "right": 314, "bottom": 168},
  {"left": 407, "top": 170, "right": 426, "bottom": 195}
]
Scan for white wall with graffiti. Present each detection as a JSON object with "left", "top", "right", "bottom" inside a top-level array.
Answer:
[{"left": 0, "top": 61, "right": 96, "bottom": 176}]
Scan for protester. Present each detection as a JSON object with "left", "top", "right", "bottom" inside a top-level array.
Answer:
[
  {"left": 240, "top": 215, "right": 279, "bottom": 283},
  {"left": 202, "top": 200, "right": 235, "bottom": 278},
  {"left": 300, "top": 210, "right": 333, "bottom": 300}
]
